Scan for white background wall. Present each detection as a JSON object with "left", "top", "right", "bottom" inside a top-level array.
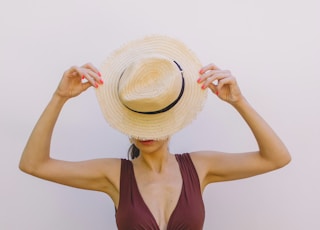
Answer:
[{"left": 1, "top": 0, "right": 319, "bottom": 229}]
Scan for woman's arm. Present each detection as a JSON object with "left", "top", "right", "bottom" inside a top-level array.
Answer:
[
  {"left": 19, "top": 64, "right": 121, "bottom": 198},
  {"left": 191, "top": 63, "right": 291, "bottom": 188}
]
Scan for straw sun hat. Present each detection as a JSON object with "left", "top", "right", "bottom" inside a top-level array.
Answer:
[{"left": 96, "top": 35, "right": 207, "bottom": 140}]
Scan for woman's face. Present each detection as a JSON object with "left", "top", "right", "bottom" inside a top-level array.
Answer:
[{"left": 131, "top": 138, "right": 169, "bottom": 154}]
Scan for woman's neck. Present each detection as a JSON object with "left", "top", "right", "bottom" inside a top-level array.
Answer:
[{"left": 137, "top": 149, "right": 173, "bottom": 173}]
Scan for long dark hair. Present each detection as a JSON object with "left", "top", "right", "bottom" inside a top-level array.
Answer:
[{"left": 127, "top": 144, "right": 140, "bottom": 160}]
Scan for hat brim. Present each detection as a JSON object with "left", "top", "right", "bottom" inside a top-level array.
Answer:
[{"left": 96, "top": 35, "right": 207, "bottom": 140}]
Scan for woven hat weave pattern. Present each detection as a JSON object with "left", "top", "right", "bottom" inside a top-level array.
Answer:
[{"left": 96, "top": 35, "right": 207, "bottom": 140}]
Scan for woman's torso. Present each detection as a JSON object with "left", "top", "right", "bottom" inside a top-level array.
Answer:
[{"left": 116, "top": 153, "right": 205, "bottom": 230}]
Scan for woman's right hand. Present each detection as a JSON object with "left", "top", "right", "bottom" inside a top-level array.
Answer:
[
  {"left": 55, "top": 63, "right": 103, "bottom": 99},
  {"left": 20, "top": 62, "right": 121, "bottom": 198}
]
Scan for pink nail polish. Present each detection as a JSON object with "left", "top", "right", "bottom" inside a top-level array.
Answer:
[
  {"left": 98, "top": 72, "right": 101, "bottom": 77},
  {"left": 216, "top": 91, "right": 219, "bottom": 96},
  {"left": 81, "top": 75, "right": 85, "bottom": 80},
  {"left": 99, "top": 78, "right": 104, "bottom": 84},
  {"left": 201, "top": 84, "right": 206, "bottom": 89},
  {"left": 95, "top": 82, "right": 99, "bottom": 88},
  {"left": 197, "top": 78, "right": 202, "bottom": 83}
]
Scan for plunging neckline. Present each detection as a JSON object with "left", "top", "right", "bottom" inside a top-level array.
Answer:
[{"left": 130, "top": 155, "right": 184, "bottom": 230}]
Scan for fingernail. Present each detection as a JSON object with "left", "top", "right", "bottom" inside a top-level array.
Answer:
[
  {"left": 216, "top": 90, "right": 219, "bottom": 96},
  {"left": 199, "top": 69, "right": 203, "bottom": 74},
  {"left": 95, "top": 82, "right": 99, "bottom": 88},
  {"left": 201, "top": 84, "right": 206, "bottom": 89},
  {"left": 82, "top": 75, "right": 85, "bottom": 80},
  {"left": 197, "top": 78, "right": 202, "bottom": 83},
  {"left": 99, "top": 78, "right": 104, "bottom": 84},
  {"left": 98, "top": 72, "right": 101, "bottom": 77}
]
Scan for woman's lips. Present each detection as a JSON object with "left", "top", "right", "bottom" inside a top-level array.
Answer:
[{"left": 139, "top": 140, "right": 154, "bottom": 145}]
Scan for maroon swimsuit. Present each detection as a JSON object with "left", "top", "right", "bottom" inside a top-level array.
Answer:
[{"left": 116, "top": 153, "right": 205, "bottom": 230}]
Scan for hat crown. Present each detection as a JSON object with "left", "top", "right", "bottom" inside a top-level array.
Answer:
[
  {"left": 96, "top": 35, "right": 207, "bottom": 140},
  {"left": 118, "top": 56, "right": 183, "bottom": 113}
]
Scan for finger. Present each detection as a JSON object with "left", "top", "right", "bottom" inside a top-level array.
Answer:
[
  {"left": 203, "top": 69, "right": 229, "bottom": 80},
  {"left": 216, "top": 76, "right": 237, "bottom": 92},
  {"left": 65, "top": 66, "right": 82, "bottom": 78},
  {"left": 200, "top": 70, "right": 231, "bottom": 89},
  {"left": 82, "top": 68, "right": 103, "bottom": 86},
  {"left": 208, "top": 83, "right": 219, "bottom": 95},
  {"left": 82, "top": 62, "right": 101, "bottom": 77},
  {"left": 82, "top": 63, "right": 103, "bottom": 86},
  {"left": 198, "top": 68, "right": 229, "bottom": 83},
  {"left": 81, "top": 81, "right": 92, "bottom": 92},
  {"left": 199, "top": 63, "right": 221, "bottom": 74}
]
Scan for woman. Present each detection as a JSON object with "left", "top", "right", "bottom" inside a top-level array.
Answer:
[{"left": 19, "top": 35, "right": 291, "bottom": 230}]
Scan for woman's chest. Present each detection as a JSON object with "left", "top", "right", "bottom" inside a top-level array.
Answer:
[{"left": 135, "top": 170, "right": 183, "bottom": 229}]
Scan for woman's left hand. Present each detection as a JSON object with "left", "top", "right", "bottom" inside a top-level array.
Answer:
[{"left": 198, "top": 63, "right": 243, "bottom": 105}]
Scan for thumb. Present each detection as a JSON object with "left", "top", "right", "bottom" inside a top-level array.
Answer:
[
  {"left": 208, "top": 84, "right": 219, "bottom": 96},
  {"left": 82, "top": 82, "right": 92, "bottom": 91}
]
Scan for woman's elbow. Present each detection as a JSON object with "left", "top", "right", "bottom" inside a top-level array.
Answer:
[
  {"left": 19, "top": 156, "right": 43, "bottom": 176},
  {"left": 274, "top": 150, "right": 292, "bottom": 169},
  {"left": 19, "top": 159, "right": 34, "bottom": 175}
]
